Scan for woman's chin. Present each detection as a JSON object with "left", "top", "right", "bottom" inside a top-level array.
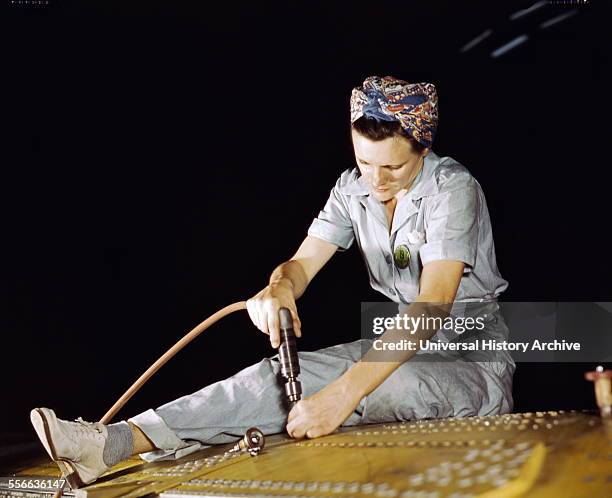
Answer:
[{"left": 372, "top": 188, "right": 394, "bottom": 200}]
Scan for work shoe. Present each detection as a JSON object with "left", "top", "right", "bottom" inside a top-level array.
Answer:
[{"left": 30, "top": 407, "right": 110, "bottom": 489}]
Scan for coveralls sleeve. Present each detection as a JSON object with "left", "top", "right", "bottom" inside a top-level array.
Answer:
[
  {"left": 307, "top": 176, "right": 355, "bottom": 251},
  {"left": 419, "top": 174, "right": 479, "bottom": 273}
]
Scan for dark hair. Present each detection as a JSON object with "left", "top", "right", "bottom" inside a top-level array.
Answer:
[{"left": 351, "top": 116, "right": 427, "bottom": 155}]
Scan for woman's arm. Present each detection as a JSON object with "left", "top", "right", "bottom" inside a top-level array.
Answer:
[{"left": 270, "top": 235, "right": 339, "bottom": 300}]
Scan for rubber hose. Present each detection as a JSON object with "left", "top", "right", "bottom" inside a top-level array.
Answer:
[{"left": 99, "top": 301, "right": 247, "bottom": 424}]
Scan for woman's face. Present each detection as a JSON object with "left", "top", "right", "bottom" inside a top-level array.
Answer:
[{"left": 351, "top": 129, "right": 428, "bottom": 202}]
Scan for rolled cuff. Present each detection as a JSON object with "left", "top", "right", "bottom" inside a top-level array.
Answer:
[
  {"left": 419, "top": 239, "right": 475, "bottom": 273},
  {"left": 308, "top": 219, "right": 354, "bottom": 251},
  {"left": 127, "top": 408, "right": 203, "bottom": 462}
]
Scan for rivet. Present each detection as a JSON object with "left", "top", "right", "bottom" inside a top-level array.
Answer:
[
  {"left": 332, "top": 482, "right": 346, "bottom": 492},
  {"left": 471, "top": 461, "right": 486, "bottom": 471},
  {"left": 491, "top": 477, "right": 509, "bottom": 487},
  {"left": 436, "top": 476, "right": 451, "bottom": 486},
  {"left": 361, "top": 482, "right": 376, "bottom": 494},
  {"left": 319, "top": 481, "right": 331, "bottom": 492},
  {"left": 457, "top": 478, "right": 473, "bottom": 488},
  {"left": 464, "top": 450, "right": 479, "bottom": 461},
  {"left": 487, "top": 465, "right": 503, "bottom": 475},
  {"left": 409, "top": 474, "right": 424, "bottom": 486}
]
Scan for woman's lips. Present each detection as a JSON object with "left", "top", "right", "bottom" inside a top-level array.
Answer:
[{"left": 375, "top": 186, "right": 390, "bottom": 192}]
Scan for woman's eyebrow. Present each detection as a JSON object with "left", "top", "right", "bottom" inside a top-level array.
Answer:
[{"left": 357, "top": 157, "right": 405, "bottom": 167}]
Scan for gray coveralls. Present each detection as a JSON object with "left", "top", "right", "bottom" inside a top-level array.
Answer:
[{"left": 128, "top": 150, "right": 515, "bottom": 462}]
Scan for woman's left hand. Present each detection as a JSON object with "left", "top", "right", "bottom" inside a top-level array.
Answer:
[{"left": 286, "top": 377, "right": 361, "bottom": 439}]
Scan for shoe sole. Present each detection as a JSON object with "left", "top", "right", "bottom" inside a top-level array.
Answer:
[{"left": 30, "top": 409, "right": 86, "bottom": 490}]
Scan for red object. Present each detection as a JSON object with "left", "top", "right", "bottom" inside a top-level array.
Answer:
[{"left": 585, "top": 369, "right": 612, "bottom": 381}]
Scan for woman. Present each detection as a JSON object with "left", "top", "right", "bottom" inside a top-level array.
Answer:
[{"left": 31, "top": 75, "right": 514, "bottom": 488}]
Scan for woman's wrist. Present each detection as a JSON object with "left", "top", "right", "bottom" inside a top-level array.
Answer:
[
  {"left": 337, "top": 363, "right": 371, "bottom": 402},
  {"left": 269, "top": 276, "right": 294, "bottom": 293}
]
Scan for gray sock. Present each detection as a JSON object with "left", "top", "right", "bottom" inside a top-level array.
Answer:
[{"left": 102, "top": 421, "right": 134, "bottom": 467}]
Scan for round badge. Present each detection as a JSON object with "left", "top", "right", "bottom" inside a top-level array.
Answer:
[{"left": 394, "top": 244, "right": 411, "bottom": 269}]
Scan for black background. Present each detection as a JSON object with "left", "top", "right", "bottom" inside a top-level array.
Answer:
[{"left": 1, "top": 0, "right": 609, "bottom": 449}]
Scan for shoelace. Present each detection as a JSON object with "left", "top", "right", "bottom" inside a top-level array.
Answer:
[{"left": 69, "top": 417, "right": 104, "bottom": 442}]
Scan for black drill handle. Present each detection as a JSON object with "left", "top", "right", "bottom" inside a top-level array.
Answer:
[
  {"left": 278, "top": 308, "right": 300, "bottom": 378},
  {"left": 278, "top": 307, "right": 302, "bottom": 403}
]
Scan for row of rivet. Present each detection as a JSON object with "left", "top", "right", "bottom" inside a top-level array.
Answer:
[
  {"left": 165, "top": 491, "right": 363, "bottom": 498},
  {"left": 401, "top": 492, "right": 472, "bottom": 498},
  {"left": 295, "top": 440, "right": 486, "bottom": 448},
  {"left": 180, "top": 478, "right": 401, "bottom": 496},
  {"left": 358, "top": 418, "right": 562, "bottom": 436},
  {"left": 163, "top": 490, "right": 363, "bottom": 498},
  {"left": 142, "top": 451, "right": 241, "bottom": 477},
  {"left": 295, "top": 439, "right": 511, "bottom": 448},
  {"left": 379, "top": 411, "right": 565, "bottom": 431}
]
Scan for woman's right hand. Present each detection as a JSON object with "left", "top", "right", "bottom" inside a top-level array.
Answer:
[{"left": 246, "top": 280, "right": 302, "bottom": 349}]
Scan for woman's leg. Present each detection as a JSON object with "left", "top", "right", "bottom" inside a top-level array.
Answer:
[
  {"left": 358, "top": 354, "right": 514, "bottom": 424},
  {"left": 128, "top": 422, "right": 156, "bottom": 454}
]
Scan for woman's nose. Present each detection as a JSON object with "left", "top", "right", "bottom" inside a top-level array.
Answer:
[{"left": 372, "top": 167, "right": 387, "bottom": 186}]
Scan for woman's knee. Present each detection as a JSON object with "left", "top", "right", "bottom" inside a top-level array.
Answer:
[{"left": 360, "top": 360, "right": 508, "bottom": 423}]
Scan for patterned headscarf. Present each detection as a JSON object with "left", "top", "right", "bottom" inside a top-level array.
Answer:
[{"left": 350, "top": 75, "right": 438, "bottom": 149}]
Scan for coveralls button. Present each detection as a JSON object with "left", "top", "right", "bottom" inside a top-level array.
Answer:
[
  {"left": 389, "top": 288, "right": 396, "bottom": 295},
  {"left": 385, "top": 254, "right": 392, "bottom": 264}
]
